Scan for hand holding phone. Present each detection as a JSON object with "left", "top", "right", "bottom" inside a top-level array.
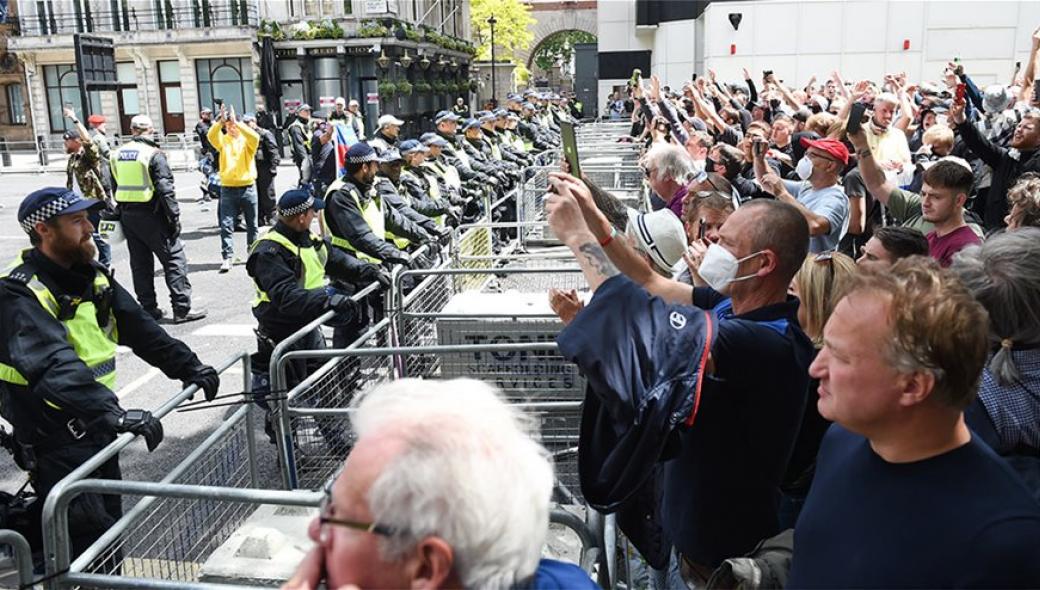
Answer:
[
  {"left": 955, "top": 83, "right": 967, "bottom": 103},
  {"left": 752, "top": 138, "right": 767, "bottom": 158},
  {"left": 846, "top": 101, "right": 867, "bottom": 135}
]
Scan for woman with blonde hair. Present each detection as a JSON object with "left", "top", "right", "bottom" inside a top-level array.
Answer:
[{"left": 780, "top": 250, "right": 858, "bottom": 529}]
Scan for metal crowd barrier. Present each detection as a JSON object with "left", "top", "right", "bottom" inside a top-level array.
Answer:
[
  {"left": 39, "top": 352, "right": 274, "bottom": 589},
  {"left": 0, "top": 529, "right": 34, "bottom": 589},
  {"left": 0, "top": 134, "right": 203, "bottom": 173}
]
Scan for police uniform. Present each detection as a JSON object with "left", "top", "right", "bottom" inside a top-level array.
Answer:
[
  {"left": 110, "top": 124, "right": 203, "bottom": 323},
  {"left": 0, "top": 188, "right": 218, "bottom": 561},
  {"left": 287, "top": 108, "right": 313, "bottom": 185},
  {"left": 247, "top": 189, "right": 385, "bottom": 444},
  {"left": 322, "top": 144, "right": 427, "bottom": 266}
]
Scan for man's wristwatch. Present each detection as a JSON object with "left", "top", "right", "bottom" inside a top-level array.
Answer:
[{"left": 858, "top": 149, "right": 872, "bottom": 159}]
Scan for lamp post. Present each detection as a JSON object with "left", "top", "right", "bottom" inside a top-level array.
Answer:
[{"left": 487, "top": 15, "right": 498, "bottom": 107}]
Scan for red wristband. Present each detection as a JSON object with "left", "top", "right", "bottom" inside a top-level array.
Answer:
[{"left": 598, "top": 227, "right": 617, "bottom": 247}]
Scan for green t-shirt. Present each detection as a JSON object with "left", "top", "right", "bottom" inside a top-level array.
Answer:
[{"left": 885, "top": 188, "right": 983, "bottom": 238}]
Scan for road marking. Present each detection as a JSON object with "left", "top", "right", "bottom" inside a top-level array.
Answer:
[
  {"left": 116, "top": 367, "right": 161, "bottom": 399},
  {"left": 192, "top": 323, "right": 256, "bottom": 337}
]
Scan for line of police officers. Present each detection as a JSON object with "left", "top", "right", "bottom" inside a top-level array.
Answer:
[
  {"left": 0, "top": 92, "right": 568, "bottom": 567},
  {"left": 246, "top": 93, "right": 568, "bottom": 439}
]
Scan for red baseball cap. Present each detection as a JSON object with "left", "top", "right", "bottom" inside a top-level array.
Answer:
[
  {"left": 87, "top": 114, "right": 106, "bottom": 126},
  {"left": 799, "top": 136, "right": 849, "bottom": 166}
]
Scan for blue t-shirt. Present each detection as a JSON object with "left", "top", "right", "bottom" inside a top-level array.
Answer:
[
  {"left": 788, "top": 425, "right": 1040, "bottom": 589},
  {"left": 782, "top": 180, "right": 849, "bottom": 253},
  {"left": 661, "top": 288, "right": 814, "bottom": 567}
]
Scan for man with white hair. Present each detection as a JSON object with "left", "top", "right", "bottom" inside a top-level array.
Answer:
[
  {"left": 643, "top": 142, "right": 697, "bottom": 218},
  {"left": 281, "top": 379, "right": 597, "bottom": 590},
  {"left": 347, "top": 98, "right": 365, "bottom": 139},
  {"left": 369, "top": 114, "right": 403, "bottom": 156},
  {"left": 111, "top": 114, "right": 206, "bottom": 323}
]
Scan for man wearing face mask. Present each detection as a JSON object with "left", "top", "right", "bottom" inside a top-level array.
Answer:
[
  {"left": 755, "top": 136, "right": 849, "bottom": 253},
  {"left": 544, "top": 172, "right": 814, "bottom": 586}
]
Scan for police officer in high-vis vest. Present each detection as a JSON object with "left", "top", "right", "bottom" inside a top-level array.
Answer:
[
  {"left": 322, "top": 143, "right": 415, "bottom": 268},
  {"left": 110, "top": 114, "right": 206, "bottom": 324},
  {"left": 0, "top": 187, "right": 220, "bottom": 562},
  {"left": 288, "top": 104, "right": 314, "bottom": 187},
  {"left": 246, "top": 188, "right": 386, "bottom": 444}
]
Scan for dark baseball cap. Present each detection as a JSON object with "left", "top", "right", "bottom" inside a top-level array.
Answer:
[{"left": 18, "top": 187, "right": 102, "bottom": 234}]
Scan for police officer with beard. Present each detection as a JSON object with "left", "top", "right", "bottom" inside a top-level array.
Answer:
[{"left": 0, "top": 188, "right": 220, "bottom": 562}]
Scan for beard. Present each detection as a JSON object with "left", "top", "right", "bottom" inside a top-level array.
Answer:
[{"left": 55, "top": 231, "right": 96, "bottom": 266}]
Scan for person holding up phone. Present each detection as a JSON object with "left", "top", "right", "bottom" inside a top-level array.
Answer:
[{"left": 208, "top": 103, "right": 261, "bottom": 273}]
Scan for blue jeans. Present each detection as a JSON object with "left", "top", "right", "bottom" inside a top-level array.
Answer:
[{"left": 219, "top": 184, "right": 258, "bottom": 260}]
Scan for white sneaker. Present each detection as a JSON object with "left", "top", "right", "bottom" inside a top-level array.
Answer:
[{"left": 219, "top": 259, "right": 232, "bottom": 273}]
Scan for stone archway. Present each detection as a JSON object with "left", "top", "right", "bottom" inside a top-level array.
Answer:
[{"left": 514, "top": 3, "right": 597, "bottom": 71}]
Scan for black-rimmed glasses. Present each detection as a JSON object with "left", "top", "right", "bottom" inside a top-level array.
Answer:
[{"left": 318, "top": 479, "right": 397, "bottom": 543}]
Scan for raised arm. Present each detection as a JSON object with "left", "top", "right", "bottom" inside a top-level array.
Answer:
[
  {"left": 846, "top": 128, "right": 897, "bottom": 207},
  {"left": 548, "top": 172, "right": 693, "bottom": 304}
]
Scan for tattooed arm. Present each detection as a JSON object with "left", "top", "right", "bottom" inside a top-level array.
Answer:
[{"left": 548, "top": 173, "right": 695, "bottom": 304}]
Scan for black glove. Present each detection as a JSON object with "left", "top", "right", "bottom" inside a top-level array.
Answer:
[
  {"left": 116, "top": 409, "right": 164, "bottom": 452},
  {"left": 386, "top": 254, "right": 411, "bottom": 266},
  {"left": 185, "top": 365, "right": 220, "bottom": 402},
  {"left": 328, "top": 293, "right": 358, "bottom": 317},
  {"left": 437, "top": 226, "right": 454, "bottom": 242},
  {"left": 359, "top": 263, "right": 390, "bottom": 287},
  {"left": 409, "top": 252, "right": 431, "bottom": 270}
]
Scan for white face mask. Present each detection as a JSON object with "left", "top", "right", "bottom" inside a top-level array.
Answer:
[
  {"left": 698, "top": 243, "right": 763, "bottom": 294},
  {"left": 796, "top": 156, "right": 813, "bottom": 180}
]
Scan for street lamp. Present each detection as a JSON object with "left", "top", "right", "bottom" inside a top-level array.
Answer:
[{"left": 487, "top": 15, "right": 497, "bottom": 107}]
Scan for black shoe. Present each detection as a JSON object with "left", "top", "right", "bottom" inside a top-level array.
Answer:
[
  {"left": 145, "top": 308, "right": 164, "bottom": 321},
  {"left": 172, "top": 308, "right": 208, "bottom": 324}
]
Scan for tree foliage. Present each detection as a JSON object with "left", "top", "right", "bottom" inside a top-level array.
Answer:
[
  {"left": 471, "top": 0, "right": 535, "bottom": 62},
  {"left": 532, "top": 30, "right": 597, "bottom": 71}
]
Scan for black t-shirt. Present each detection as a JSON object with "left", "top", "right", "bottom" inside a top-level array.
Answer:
[
  {"left": 789, "top": 425, "right": 1040, "bottom": 589},
  {"left": 661, "top": 288, "right": 814, "bottom": 567}
]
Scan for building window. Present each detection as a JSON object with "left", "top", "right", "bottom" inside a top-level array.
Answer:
[
  {"left": 5, "top": 84, "right": 27, "bottom": 125},
  {"left": 196, "top": 57, "right": 255, "bottom": 114},
  {"left": 312, "top": 57, "right": 342, "bottom": 113},
  {"left": 278, "top": 59, "right": 305, "bottom": 119},
  {"left": 43, "top": 65, "right": 101, "bottom": 132}
]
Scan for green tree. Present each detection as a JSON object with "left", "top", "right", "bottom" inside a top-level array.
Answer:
[
  {"left": 471, "top": 0, "right": 535, "bottom": 62},
  {"left": 532, "top": 30, "right": 596, "bottom": 71}
]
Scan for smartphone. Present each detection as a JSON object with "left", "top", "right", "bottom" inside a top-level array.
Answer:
[
  {"left": 752, "top": 138, "right": 766, "bottom": 158},
  {"left": 847, "top": 101, "right": 867, "bottom": 135},
  {"left": 763, "top": 70, "right": 773, "bottom": 78},
  {"left": 955, "top": 83, "right": 967, "bottom": 103},
  {"left": 1034, "top": 80, "right": 1040, "bottom": 104},
  {"left": 561, "top": 121, "right": 581, "bottom": 178},
  {"left": 691, "top": 73, "right": 698, "bottom": 82},
  {"left": 697, "top": 218, "right": 707, "bottom": 241}
]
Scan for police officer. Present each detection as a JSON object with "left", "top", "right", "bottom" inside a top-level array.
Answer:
[
  {"left": 368, "top": 114, "right": 404, "bottom": 156},
  {"left": 288, "top": 104, "right": 313, "bottom": 186},
  {"left": 323, "top": 143, "right": 427, "bottom": 268},
  {"left": 247, "top": 188, "right": 386, "bottom": 443},
  {"left": 433, "top": 111, "right": 499, "bottom": 191},
  {"left": 246, "top": 113, "right": 280, "bottom": 227},
  {"left": 396, "top": 140, "right": 460, "bottom": 228},
  {"left": 0, "top": 187, "right": 220, "bottom": 561},
  {"left": 111, "top": 115, "right": 206, "bottom": 323},
  {"left": 420, "top": 132, "right": 484, "bottom": 223}
]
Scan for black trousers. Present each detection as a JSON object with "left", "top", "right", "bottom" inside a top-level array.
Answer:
[
  {"left": 121, "top": 208, "right": 193, "bottom": 316},
  {"left": 257, "top": 171, "right": 276, "bottom": 225},
  {"left": 31, "top": 436, "right": 122, "bottom": 570}
]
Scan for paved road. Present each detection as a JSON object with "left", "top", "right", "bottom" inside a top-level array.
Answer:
[{"left": 0, "top": 165, "right": 307, "bottom": 494}]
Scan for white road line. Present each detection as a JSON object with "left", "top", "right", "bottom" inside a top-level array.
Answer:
[
  {"left": 115, "top": 367, "right": 161, "bottom": 399},
  {"left": 192, "top": 323, "right": 256, "bottom": 337}
]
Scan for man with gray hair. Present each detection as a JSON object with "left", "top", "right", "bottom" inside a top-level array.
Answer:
[
  {"left": 643, "top": 142, "right": 697, "bottom": 218},
  {"left": 110, "top": 114, "right": 205, "bottom": 323},
  {"left": 953, "top": 228, "right": 1040, "bottom": 497},
  {"left": 281, "top": 378, "right": 597, "bottom": 590}
]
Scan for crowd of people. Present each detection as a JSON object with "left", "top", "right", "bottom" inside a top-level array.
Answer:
[{"left": 539, "top": 43, "right": 1040, "bottom": 588}]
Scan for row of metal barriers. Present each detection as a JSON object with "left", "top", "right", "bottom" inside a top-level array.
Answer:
[{"left": 0, "top": 121, "right": 649, "bottom": 589}]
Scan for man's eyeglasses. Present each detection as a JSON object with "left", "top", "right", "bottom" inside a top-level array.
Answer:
[{"left": 318, "top": 480, "right": 397, "bottom": 544}]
